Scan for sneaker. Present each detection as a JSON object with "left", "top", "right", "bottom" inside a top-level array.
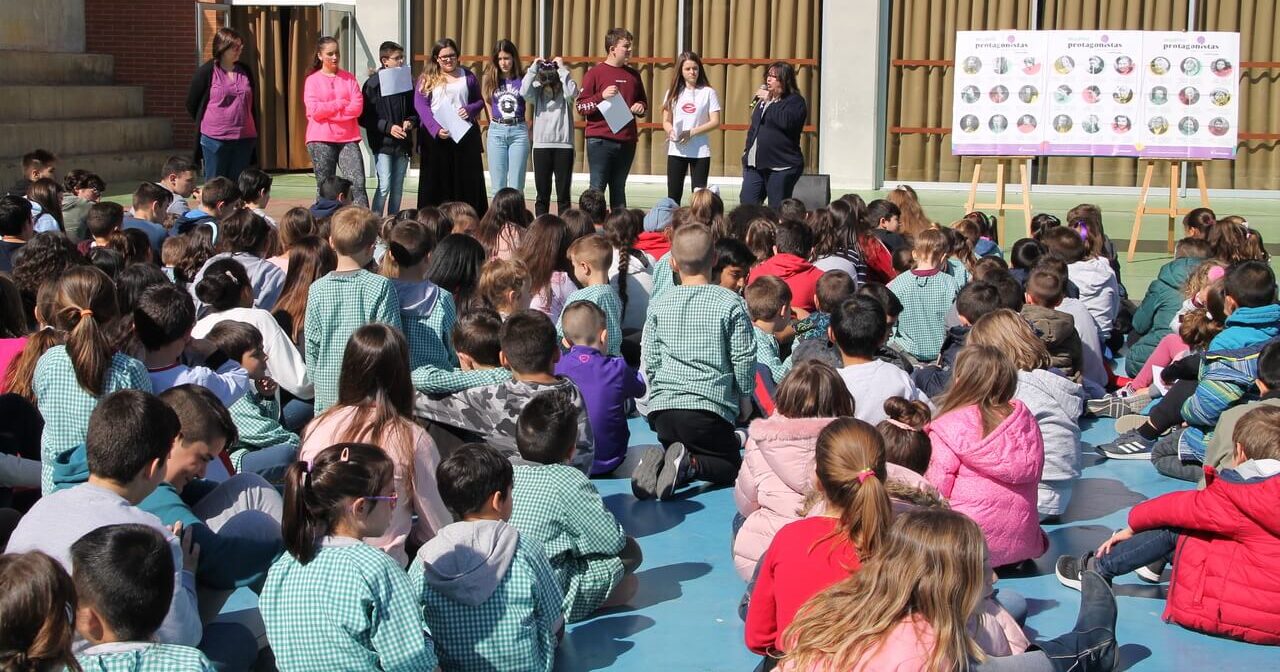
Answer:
[
  {"left": 734, "top": 429, "right": 749, "bottom": 448},
  {"left": 1135, "top": 559, "right": 1168, "bottom": 583},
  {"left": 1087, "top": 392, "right": 1152, "bottom": 418},
  {"left": 629, "top": 446, "right": 665, "bottom": 501},
  {"left": 1097, "top": 430, "right": 1156, "bottom": 460},
  {"left": 1055, "top": 552, "right": 1095, "bottom": 591},
  {"left": 1113, "top": 413, "right": 1151, "bottom": 435},
  {"left": 655, "top": 442, "right": 691, "bottom": 501}
]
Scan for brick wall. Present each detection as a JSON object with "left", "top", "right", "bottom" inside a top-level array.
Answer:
[{"left": 84, "top": 0, "right": 199, "bottom": 149}]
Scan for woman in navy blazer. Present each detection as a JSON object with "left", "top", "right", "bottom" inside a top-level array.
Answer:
[{"left": 740, "top": 61, "right": 807, "bottom": 209}]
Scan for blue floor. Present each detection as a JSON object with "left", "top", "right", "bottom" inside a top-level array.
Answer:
[{"left": 552, "top": 415, "right": 1278, "bottom": 671}]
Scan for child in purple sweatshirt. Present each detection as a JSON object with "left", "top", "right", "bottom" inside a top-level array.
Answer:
[{"left": 555, "top": 301, "right": 646, "bottom": 475}]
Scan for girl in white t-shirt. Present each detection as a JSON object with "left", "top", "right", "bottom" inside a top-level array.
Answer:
[{"left": 661, "top": 52, "right": 722, "bottom": 203}]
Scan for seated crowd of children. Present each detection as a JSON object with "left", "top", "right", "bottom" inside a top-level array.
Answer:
[{"left": 0, "top": 145, "right": 1276, "bottom": 671}]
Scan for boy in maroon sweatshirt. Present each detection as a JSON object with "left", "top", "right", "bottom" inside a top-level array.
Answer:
[{"left": 576, "top": 27, "right": 648, "bottom": 210}]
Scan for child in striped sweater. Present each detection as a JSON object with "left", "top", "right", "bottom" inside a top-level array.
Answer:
[{"left": 888, "top": 227, "right": 960, "bottom": 363}]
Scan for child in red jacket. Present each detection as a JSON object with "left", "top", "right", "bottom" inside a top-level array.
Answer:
[
  {"left": 747, "top": 220, "right": 824, "bottom": 313},
  {"left": 1056, "top": 404, "right": 1280, "bottom": 645}
]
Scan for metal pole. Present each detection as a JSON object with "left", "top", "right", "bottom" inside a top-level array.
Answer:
[
  {"left": 1182, "top": 0, "right": 1198, "bottom": 198},
  {"left": 677, "top": 0, "right": 686, "bottom": 54}
]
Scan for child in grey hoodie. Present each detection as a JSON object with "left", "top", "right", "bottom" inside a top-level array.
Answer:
[{"left": 412, "top": 443, "right": 565, "bottom": 672}]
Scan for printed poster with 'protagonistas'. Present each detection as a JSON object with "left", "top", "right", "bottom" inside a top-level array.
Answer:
[
  {"left": 952, "top": 30, "right": 1049, "bottom": 155},
  {"left": 1043, "top": 31, "right": 1144, "bottom": 156},
  {"left": 1138, "top": 31, "right": 1240, "bottom": 159}
]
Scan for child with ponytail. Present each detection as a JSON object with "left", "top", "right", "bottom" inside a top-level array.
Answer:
[
  {"left": 781, "top": 508, "right": 1120, "bottom": 672},
  {"left": 260, "top": 442, "right": 439, "bottom": 670},
  {"left": 299, "top": 323, "right": 452, "bottom": 566},
  {"left": 33, "top": 265, "right": 150, "bottom": 493},
  {"left": 926, "top": 345, "right": 1047, "bottom": 567},
  {"left": 744, "top": 417, "right": 893, "bottom": 659}
]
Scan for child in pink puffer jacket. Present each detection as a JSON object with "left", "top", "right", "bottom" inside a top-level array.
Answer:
[
  {"left": 926, "top": 345, "right": 1047, "bottom": 567},
  {"left": 733, "top": 362, "right": 851, "bottom": 581}
]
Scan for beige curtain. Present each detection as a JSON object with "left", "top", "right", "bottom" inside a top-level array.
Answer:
[
  {"left": 1038, "top": 0, "right": 1190, "bottom": 186},
  {"left": 231, "top": 6, "right": 321, "bottom": 170},
  {"left": 885, "top": 0, "right": 1033, "bottom": 183},
  {"left": 1198, "top": 0, "right": 1280, "bottom": 190},
  {"left": 548, "top": 0, "right": 681, "bottom": 174},
  {"left": 690, "top": 0, "right": 822, "bottom": 176}
]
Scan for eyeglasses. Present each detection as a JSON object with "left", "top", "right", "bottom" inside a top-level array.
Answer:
[
  {"left": 365, "top": 493, "right": 399, "bottom": 509},
  {"left": 437, "top": 53, "right": 458, "bottom": 61}
]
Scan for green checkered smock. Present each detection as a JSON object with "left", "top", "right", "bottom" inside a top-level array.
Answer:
[
  {"left": 558, "top": 284, "right": 623, "bottom": 356},
  {"left": 227, "top": 391, "right": 299, "bottom": 472},
  {"left": 648, "top": 252, "right": 675, "bottom": 303},
  {"left": 887, "top": 270, "right": 960, "bottom": 362},
  {"left": 76, "top": 643, "right": 214, "bottom": 671},
  {"left": 303, "top": 270, "right": 402, "bottom": 413},
  {"left": 510, "top": 463, "right": 626, "bottom": 622},
  {"left": 754, "top": 325, "right": 793, "bottom": 385},
  {"left": 399, "top": 286, "right": 459, "bottom": 370}
]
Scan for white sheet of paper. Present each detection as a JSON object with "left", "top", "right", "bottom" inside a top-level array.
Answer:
[
  {"left": 378, "top": 66, "right": 413, "bottom": 96},
  {"left": 431, "top": 97, "right": 473, "bottom": 143},
  {"left": 596, "top": 97, "right": 634, "bottom": 134}
]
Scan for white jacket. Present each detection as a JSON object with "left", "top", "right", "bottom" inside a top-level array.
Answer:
[{"left": 1067, "top": 257, "right": 1120, "bottom": 339}]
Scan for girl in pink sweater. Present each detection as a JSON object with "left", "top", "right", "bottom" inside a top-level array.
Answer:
[
  {"left": 298, "top": 323, "right": 451, "bottom": 566},
  {"left": 780, "top": 508, "right": 1120, "bottom": 672},
  {"left": 303, "top": 36, "right": 367, "bottom": 206},
  {"left": 926, "top": 345, "right": 1047, "bottom": 567}
]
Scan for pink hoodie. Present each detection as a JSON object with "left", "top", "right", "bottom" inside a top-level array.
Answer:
[
  {"left": 925, "top": 401, "right": 1047, "bottom": 567},
  {"left": 303, "top": 69, "right": 363, "bottom": 143},
  {"left": 733, "top": 414, "right": 939, "bottom": 581}
]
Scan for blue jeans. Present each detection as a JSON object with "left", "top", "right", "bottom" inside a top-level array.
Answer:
[
  {"left": 1094, "top": 527, "right": 1178, "bottom": 580},
  {"left": 372, "top": 152, "right": 410, "bottom": 216},
  {"left": 237, "top": 443, "right": 298, "bottom": 484},
  {"left": 486, "top": 122, "right": 530, "bottom": 195},
  {"left": 281, "top": 397, "right": 314, "bottom": 433},
  {"left": 740, "top": 165, "right": 802, "bottom": 210},
  {"left": 200, "top": 135, "right": 255, "bottom": 181},
  {"left": 586, "top": 137, "right": 637, "bottom": 209}
]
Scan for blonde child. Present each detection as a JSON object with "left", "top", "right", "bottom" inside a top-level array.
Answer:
[
  {"left": 926, "top": 345, "right": 1047, "bottom": 567},
  {"left": 969, "top": 310, "right": 1086, "bottom": 521},
  {"left": 744, "top": 275, "right": 793, "bottom": 385},
  {"left": 744, "top": 417, "right": 892, "bottom": 659},
  {"left": 33, "top": 265, "right": 151, "bottom": 493},
  {"left": 782, "top": 508, "right": 1119, "bottom": 671},
  {"left": 261, "top": 443, "right": 439, "bottom": 670},
  {"left": 300, "top": 324, "right": 452, "bottom": 566},
  {"left": 304, "top": 206, "right": 403, "bottom": 412},
  {"left": 887, "top": 227, "right": 960, "bottom": 363},
  {"left": 478, "top": 258, "right": 532, "bottom": 319},
  {"left": 559, "top": 233, "right": 623, "bottom": 356}
]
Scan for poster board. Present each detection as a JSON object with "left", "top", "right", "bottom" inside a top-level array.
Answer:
[{"left": 952, "top": 30, "right": 1239, "bottom": 158}]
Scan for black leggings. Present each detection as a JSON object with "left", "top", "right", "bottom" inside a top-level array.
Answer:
[
  {"left": 532, "top": 147, "right": 574, "bottom": 216},
  {"left": 1147, "top": 379, "right": 1197, "bottom": 433},
  {"left": 649, "top": 409, "right": 741, "bottom": 485},
  {"left": 667, "top": 155, "right": 711, "bottom": 203}
]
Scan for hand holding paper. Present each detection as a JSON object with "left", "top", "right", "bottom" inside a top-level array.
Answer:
[
  {"left": 596, "top": 97, "right": 634, "bottom": 134},
  {"left": 431, "top": 96, "right": 473, "bottom": 143}
]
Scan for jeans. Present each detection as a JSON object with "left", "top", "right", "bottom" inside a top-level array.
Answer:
[
  {"left": 667, "top": 155, "right": 711, "bottom": 202},
  {"left": 1094, "top": 527, "right": 1178, "bottom": 580},
  {"left": 532, "top": 147, "right": 574, "bottom": 216},
  {"left": 236, "top": 443, "right": 299, "bottom": 484},
  {"left": 740, "top": 165, "right": 802, "bottom": 210},
  {"left": 200, "top": 135, "right": 255, "bottom": 182},
  {"left": 586, "top": 137, "right": 637, "bottom": 209},
  {"left": 372, "top": 152, "right": 410, "bottom": 216},
  {"left": 1152, "top": 433, "right": 1202, "bottom": 482},
  {"left": 280, "top": 397, "right": 315, "bottom": 433},
  {"left": 486, "top": 122, "right": 530, "bottom": 194}
]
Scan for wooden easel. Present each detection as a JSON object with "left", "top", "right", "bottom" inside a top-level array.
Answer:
[
  {"left": 964, "top": 156, "right": 1033, "bottom": 245},
  {"left": 1128, "top": 159, "right": 1210, "bottom": 262}
]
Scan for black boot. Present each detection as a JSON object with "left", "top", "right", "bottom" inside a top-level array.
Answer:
[{"left": 1032, "top": 570, "right": 1118, "bottom": 672}]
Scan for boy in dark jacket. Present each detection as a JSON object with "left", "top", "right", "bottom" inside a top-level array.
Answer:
[
  {"left": 912, "top": 281, "right": 1002, "bottom": 397},
  {"left": 361, "top": 41, "right": 419, "bottom": 216},
  {"left": 1021, "top": 267, "right": 1084, "bottom": 381}
]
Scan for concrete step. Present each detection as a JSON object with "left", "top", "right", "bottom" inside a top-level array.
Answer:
[
  {"left": 0, "top": 50, "right": 114, "bottom": 84},
  {"left": 0, "top": 117, "right": 172, "bottom": 160},
  {"left": 0, "top": 85, "right": 145, "bottom": 122},
  {"left": 0, "top": 149, "right": 180, "bottom": 187}
]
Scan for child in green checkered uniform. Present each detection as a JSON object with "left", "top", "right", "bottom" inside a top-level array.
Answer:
[
  {"left": 303, "top": 208, "right": 402, "bottom": 412},
  {"left": 558, "top": 234, "right": 623, "bottom": 356},
  {"left": 261, "top": 443, "right": 438, "bottom": 671},
  {"left": 887, "top": 227, "right": 960, "bottom": 363},
  {"left": 746, "top": 275, "right": 794, "bottom": 385},
  {"left": 412, "top": 443, "right": 565, "bottom": 672},
  {"left": 509, "top": 391, "right": 642, "bottom": 622},
  {"left": 71, "top": 524, "right": 216, "bottom": 671},
  {"left": 33, "top": 266, "right": 152, "bottom": 494},
  {"left": 202, "top": 321, "right": 299, "bottom": 482},
  {"left": 639, "top": 224, "right": 757, "bottom": 501},
  {"left": 383, "top": 218, "right": 460, "bottom": 370}
]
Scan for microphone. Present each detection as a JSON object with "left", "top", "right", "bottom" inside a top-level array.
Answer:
[{"left": 748, "top": 85, "right": 768, "bottom": 109}]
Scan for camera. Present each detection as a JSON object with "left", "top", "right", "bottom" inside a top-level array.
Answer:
[{"left": 538, "top": 58, "right": 558, "bottom": 71}]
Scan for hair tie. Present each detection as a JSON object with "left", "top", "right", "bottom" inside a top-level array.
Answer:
[
  {"left": 1077, "top": 222, "right": 1089, "bottom": 240},
  {"left": 78, "top": 308, "right": 93, "bottom": 319},
  {"left": 885, "top": 418, "right": 917, "bottom": 432},
  {"left": 856, "top": 468, "right": 876, "bottom": 484},
  {"left": 39, "top": 324, "right": 56, "bottom": 332},
  {"left": 340, "top": 447, "right": 350, "bottom": 462},
  {"left": 1207, "top": 266, "right": 1226, "bottom": 282},
  {"left": 224, "top": 270, "right": 238, "bottom": 282}
]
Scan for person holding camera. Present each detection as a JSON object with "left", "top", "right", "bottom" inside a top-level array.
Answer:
[
  {"left": 482, "top": 39, "right": 531, "bottom": 196},
  {"left": 522, "top": 55, "right": 579, "bottom": 216}
]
